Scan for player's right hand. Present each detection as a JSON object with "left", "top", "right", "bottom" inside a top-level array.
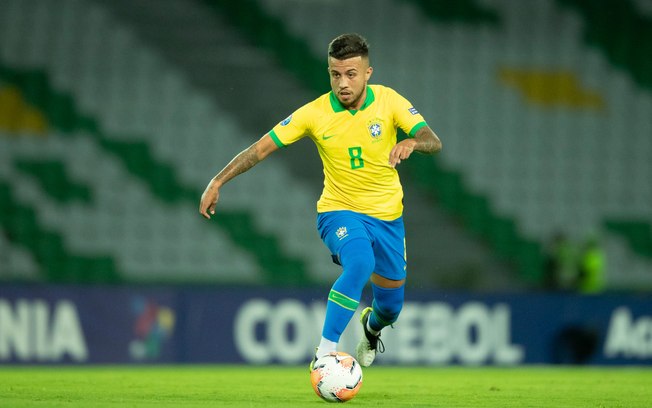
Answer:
[{"left": 199, "top": 181, "right": 220, "bottom": 219}]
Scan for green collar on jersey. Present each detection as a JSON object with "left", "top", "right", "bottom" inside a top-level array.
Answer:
[{"left": 329, "top": 86, "right": 375, "bottom": 114}]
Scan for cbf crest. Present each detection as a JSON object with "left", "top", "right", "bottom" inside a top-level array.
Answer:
[{"left": 367, "top": 119, "right": 383, "bottom": 140}]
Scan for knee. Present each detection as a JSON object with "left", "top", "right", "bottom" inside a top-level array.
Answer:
[
  {"left": 339, "top": 239, "right": 375, "bottom": 274},
  {"left": 343, "top": 253, "right": 375, "bottom": 276}
]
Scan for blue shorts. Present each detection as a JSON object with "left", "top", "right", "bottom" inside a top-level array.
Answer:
[{"left": 316, "top": 210, "right": 407, "bottom": 281}]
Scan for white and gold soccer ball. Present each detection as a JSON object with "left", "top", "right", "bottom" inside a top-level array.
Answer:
[{"left": 310, "top": 352, "right": 363, "bottom": 403}]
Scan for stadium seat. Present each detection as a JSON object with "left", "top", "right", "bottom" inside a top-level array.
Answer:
[{"left": 2, "top": 0, "right": 650, "bottom": 289}]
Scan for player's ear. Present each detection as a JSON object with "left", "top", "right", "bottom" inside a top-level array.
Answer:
[{"left": 366, "top": 66, "right": 373, "bottom": 80}]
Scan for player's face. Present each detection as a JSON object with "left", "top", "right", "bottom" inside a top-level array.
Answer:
[{"left": 328, "top": 56, "right": 373, "bottom": 110}]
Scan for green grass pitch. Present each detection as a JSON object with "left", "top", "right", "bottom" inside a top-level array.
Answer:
[{"left": 0, "top": 365, "right": 650, "bottom": 407}]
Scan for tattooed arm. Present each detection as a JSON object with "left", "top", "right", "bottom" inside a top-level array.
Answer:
[
  {"left": 199, "top": 133, "right": 279, "bottom": 219},
  {"left": 388, "top": 126, "right": 442, "bottom": 167}
]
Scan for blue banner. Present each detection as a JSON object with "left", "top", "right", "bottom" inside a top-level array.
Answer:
[{"left": 0, "top": 285, "right": 650, "bottom": 365}]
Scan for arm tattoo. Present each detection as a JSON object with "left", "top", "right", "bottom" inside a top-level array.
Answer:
[
  {"left": 214, "top": 144, "right": 261, "bottom": 185},
  {"left": 413, "top": 127, "right": 442, "bottom": 154}
]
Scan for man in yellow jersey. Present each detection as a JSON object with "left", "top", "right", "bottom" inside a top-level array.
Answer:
[{"left": 200, "top": 33, "right": 442, "bottom": 368}]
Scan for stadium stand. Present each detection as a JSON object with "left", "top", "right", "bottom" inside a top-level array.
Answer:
[{"left": 1, "top": 0, "right": 650, "bottom": 291}]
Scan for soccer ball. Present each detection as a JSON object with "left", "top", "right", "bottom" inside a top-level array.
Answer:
[{"left": 310, "top": 352, "right": 363, "bottom": 403}]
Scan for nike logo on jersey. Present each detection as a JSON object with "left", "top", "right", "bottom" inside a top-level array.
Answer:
[{"left": 322, "top": 134, "right": 336, "bottom": 140}]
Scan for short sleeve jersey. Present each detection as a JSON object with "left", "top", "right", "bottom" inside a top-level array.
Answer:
[{"left": 269, "top": 85, "right": 427, "bottom": 221}]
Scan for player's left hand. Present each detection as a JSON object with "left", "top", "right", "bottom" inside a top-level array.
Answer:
[{"left": 389, "top": 139, "right": 417, "bottom": 167}]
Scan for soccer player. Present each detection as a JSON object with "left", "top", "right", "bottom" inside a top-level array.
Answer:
[{"left": 199, "top": 33, "right": 442, "bottom": 367}]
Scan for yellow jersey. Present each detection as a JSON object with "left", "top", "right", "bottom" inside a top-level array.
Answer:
[{"left": 269, "top": 85, "right": 427, "bottom": 221}]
